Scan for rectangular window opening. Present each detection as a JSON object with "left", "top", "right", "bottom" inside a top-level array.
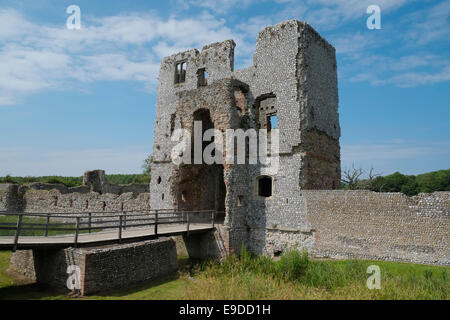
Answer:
[
  {"left": 267, "top": 113, "right": 278, "bottom": 132},
  {"left": 237, "top": 195, "right": 244, "bottom": 207},
  {"left": 175, "top": 61, "right": 186, "bottom": 84},
  {"left": 197, "top": 68, "right": 208, "bottom": 87}
]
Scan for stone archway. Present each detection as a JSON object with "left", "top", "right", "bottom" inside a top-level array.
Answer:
[{"left": 175, "top": 109, "right": 226, "bottom": 221}]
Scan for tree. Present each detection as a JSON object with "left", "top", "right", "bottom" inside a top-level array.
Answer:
[
  {"left": 370, "top": 172, "right": 416, "bottom": 194},
  {"left": 342, "top": 165, "right": 382, "bottom": 190},
  {"left": 341, "top": 164, "right": 364, "bottom": 190},
  {"left": 142, "top": 155, "right": 153, "bottom": 176}
]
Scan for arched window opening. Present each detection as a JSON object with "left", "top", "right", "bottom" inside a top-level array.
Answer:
[{"left": 175, "top": 61, "right": 186, "bottom": 84}]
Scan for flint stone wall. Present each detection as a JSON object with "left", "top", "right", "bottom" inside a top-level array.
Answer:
[
  {"left": 0, "top": 182, "right": 150, "bottom": 214},
  {"left": 0, "top": 184, "right": 23, "bottom": 212},
  {"left": 9, "top": 238, "right": 178, "bottom": 296},
  {"left": 23, "top": 189, "right": 150, "bottom": 213},
  {"left": 258, "top": 191, "right": 450, "bottom": 266}
]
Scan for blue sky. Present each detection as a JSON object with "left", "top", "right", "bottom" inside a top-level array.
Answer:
[{"left": 0, "top": 0, "right": 449, "bottom": 177}]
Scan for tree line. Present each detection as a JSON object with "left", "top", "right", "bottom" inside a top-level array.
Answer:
[
  {"left": 0, "top": 174, "right": 151, "bottom": 187},
  {"left": 0, "top": 155, "right": 154, "bottom": 187},
  {"left": 342, "top": 166, "right": 450, "bottom": 196}
]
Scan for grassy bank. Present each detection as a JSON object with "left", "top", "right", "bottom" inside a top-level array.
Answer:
[{"left": 0, "top": 249, "right": 448, "bottom": 300}]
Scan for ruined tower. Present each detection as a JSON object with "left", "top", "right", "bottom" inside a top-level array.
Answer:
[{"left": 150, "top": 20, "right": 341, "bottom": 257}]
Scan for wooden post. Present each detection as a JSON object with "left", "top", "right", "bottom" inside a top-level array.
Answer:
[
  {"left": 186, "top": 212, "right": 190, "bottom": 237},
  {"left": 154, "top": 210, "right": 158, "bottom": 238},
  {"left": 123, "top": 212, "right": 127, "bottom": 230},
  {"left": 88, "top": 213, "right": 92, "bottom": 234},
  {"left": 211, "top": 210, "right": 215, "bottom": 228},
  {"left": 118, "top": 215, "right": 123, "bottom": 243},
  {"left": 44, "top": 214, "right": 50, "bottom": 237},
  {"left": 12, "top": 214, "right": 23, "bottom": 252},
  {"left": 74, "top": 217, "right": 80, "bottom": 248}
]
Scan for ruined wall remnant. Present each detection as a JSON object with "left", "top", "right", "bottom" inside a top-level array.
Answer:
[
  {"left": 22, "top": 188, "right": 150, "bottom": 213},
  {"left": 0, "top": 184, "right": 23, "bottom": 212},
  {"left": 83, "top": 170, "right": 107, "bottom": 193},
  {"left": 0, "top": 170, "right": 150, "bottom": 214}
]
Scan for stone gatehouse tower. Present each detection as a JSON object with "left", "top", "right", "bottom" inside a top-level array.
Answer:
[{"left": 150, "top": 20, "right": 341, "bottom": 257}]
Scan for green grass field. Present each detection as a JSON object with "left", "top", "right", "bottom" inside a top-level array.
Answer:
[{"left": 0, "top": 248, "right": 448, "bottom": 300}]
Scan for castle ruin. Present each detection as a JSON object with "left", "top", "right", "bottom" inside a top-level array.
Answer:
[
  {"left": 1, "top": 21, "right": 448, "bottom": 268},
  {"left": 149, "top": 20, "right": 449, "bottom": 263}
]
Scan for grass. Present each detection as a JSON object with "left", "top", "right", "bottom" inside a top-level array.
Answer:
[
  {"left": 0, "top": 215, "right": 101, "bottom": 237},
  {"left": 0, "top": 248, "right": 448, "bottom": 300}
]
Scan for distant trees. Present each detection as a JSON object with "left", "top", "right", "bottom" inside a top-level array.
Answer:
[
  {"left": 0, "top": 175, "right": 83, "bottom": 187},
  {"left": 0, "top": 155, "right": 154, "bottom": 186},
  {"left": 0, "top": 173, "right": 152, "bottom": 186},
  {"left": 341, "top": 167, "right": 450, "bottom": 196}
]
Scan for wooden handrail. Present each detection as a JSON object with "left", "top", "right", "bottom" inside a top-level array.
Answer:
[
  {"left": 0, "top": 210, "right": 223, "bottom": 249},
  {"left": 44, "top": 214, "right": 50, "bottom": 237}
]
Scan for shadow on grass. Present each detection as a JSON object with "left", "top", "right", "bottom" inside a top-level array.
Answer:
[
  {"left": 0, "top": 282, "right": 65, "bottom": 300},
  {"left": 0, "top": 257, "right": 196, "bottom": 300}
]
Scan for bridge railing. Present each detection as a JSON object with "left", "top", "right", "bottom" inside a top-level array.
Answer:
[{"left": 0, "top": 209, "right": 222, "bottom": 252}]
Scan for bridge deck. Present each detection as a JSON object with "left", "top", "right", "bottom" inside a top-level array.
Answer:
[{"left": 0, "top": 223, "right": 213, "bottom": 250}]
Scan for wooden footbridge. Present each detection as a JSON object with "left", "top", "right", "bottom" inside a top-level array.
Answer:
[{"left": 0, "top": 210, "right": 219, "bottom": 251}]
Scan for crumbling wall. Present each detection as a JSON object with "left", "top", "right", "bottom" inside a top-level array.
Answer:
[
  {"left": 235, "top": 20, "right": 341, "bottom": 254},
  {"left": 172, "top": 79, "right": 252, "bottom": 254},
  {"left": 300, "top": 128, "right": 340, "bottom": 189},
  {"left": 23, "top": 189, "right": 150, "bottom": 213},
  {"left": 0, "top": 184, "right": 23, "bottom": 212},
  {"left": 0, "top": 170, "right": 150, "bottom": 214},
  {"left": 150, "top": 40, "right": 236, "bottom": 211}
]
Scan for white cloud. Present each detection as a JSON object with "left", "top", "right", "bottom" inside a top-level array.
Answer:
[
  {"left": 403, "top": 0, "right": 450, "bottom": 45},
  {"left": 331, "top": 32, "right": 373, "bottom": 54},
  {"left": 152, "top": 42, "right": 190, "bottom": 59},
  {"left": 0, "top": 8, "right": 247, "bottom": 106},
  {"left": 373, "top": 65, "right": 450, "bottom": 87},
  {"left": 1, "top": 1, "right": 447, "bottom": 104},
  {"left": 79, "top": 54, "right": 159, "bottom": 83},
  {"left": 178, "top": 0, "right": 259, "bottom": 14},
  {"left": 348, "top": 54, "right": 450, "bottom": 87},
  {"left": 270, "top": 0, "right": 410, "bottom": 29},
  {"left": 0, "top": 9, "right": 34, "bottom": 40}
]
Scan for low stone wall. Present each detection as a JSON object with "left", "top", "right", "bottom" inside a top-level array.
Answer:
[
  {"left": 304, "top": 191, "right": 450, "bottom": 266},
  {"left": 23, "top": 188, "right": 150, "bottom": 213},
  {"left": 0, "top": 181, "right": 150, "bottom": 214},
  {"left": 9, "top": 238, "right": 178, "bottom": 296}
]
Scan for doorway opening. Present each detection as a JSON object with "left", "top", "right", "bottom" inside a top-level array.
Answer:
[{"left": 176, "top": 109, "right": 226, "bottom": 222}]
